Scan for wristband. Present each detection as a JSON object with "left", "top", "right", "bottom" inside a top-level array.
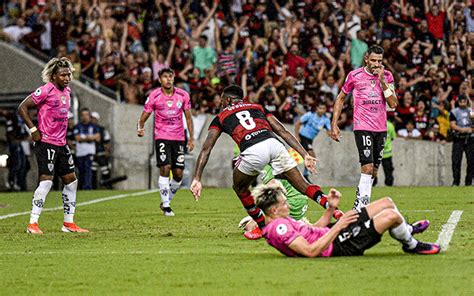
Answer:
[
  {"left": 383, "top": 88, "right": 393, "bottom": 98},
  {"left": 30, "top": 126, "right": 38, "bottom": 133}
]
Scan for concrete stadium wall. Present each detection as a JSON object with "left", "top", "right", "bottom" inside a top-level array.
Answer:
[
  {"left": 0, "top": 41, "right": 153, "bottom": 190},
  {"left": 187, "top": 122, "right": 463, "bottom": 188},
  {"left": 0, "top": 41, "right": 467, "bottom": 190}
]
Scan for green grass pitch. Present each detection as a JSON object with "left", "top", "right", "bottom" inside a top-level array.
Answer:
[{"left": 0, "top": 186, "right": 472, "bottom": 295}]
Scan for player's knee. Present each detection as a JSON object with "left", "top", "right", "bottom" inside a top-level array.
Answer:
[
  {"left": 361, "top": 164, "right": 374, "bottom": 174},
  {"left": 381, "top": 197, "right": 395, "bottom": 209},
  {"left": 384, "top": 208, "right": 402, "bottom": 224}
]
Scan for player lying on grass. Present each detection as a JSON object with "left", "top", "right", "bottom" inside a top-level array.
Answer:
[{"left": 254, "top": 182, "right": 440, "bottom": 257}]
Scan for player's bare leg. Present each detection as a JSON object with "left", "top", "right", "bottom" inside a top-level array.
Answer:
[
  {"left": 365, "top": 197, "right": 430, "bottom": 235},
  {"left": 233, "top": 168, "right": 263, "bottom": 239},
  {"left": 371, "top": 207, "right": 439, "bottom": 255},
  {"left": 60, "top": 172, "right": 88, "bottom": 233},
  {"left": 159, "top": 165, "right": 174, "bottom": 216},
  {"left": 281, "top": 167, "right": 343, "bottom": 219}
]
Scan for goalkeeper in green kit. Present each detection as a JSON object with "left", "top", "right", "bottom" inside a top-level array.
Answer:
[{"left": 238, "top": 165, "right": 311, "bottom": 231}]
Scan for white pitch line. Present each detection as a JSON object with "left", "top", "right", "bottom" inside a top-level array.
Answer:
[
  {"left": 0, "top": 189, "right": 159, "bottom": 220},
  {"left": 436, "top": 210, "right": 463, "bottom": 251}
]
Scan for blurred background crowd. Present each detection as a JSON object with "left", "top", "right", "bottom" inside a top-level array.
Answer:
[{"left": 0, "top": 0, "right": 473, "bottom": 141}]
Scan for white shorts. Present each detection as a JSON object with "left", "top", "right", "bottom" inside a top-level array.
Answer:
[{"left": 236, "top": 138, "right": 297, "bottom": 176}]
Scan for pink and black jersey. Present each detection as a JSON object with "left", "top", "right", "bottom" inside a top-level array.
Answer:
[
  {"left": 263, "top": 217, "right": 333, "bottom": 257},
  {"left": 342, "top": 67, "right": 395, "bottom": 132},
  {"left": 144, "top": 87, "right": 191, "bottom": 141},
  {"left": 209, "top": 102, "right": 277, "bottom": 151},
  {"left": 31, "top": 82, "right": 71, "bottom": 146}
]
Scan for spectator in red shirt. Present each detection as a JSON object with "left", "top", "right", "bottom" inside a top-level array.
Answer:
[{"left": 424, "top": 0, "right": 446, "bottom": 40}]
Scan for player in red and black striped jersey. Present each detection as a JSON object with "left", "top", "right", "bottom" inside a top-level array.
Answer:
[{"left": 191, "top": 85, "right": 343, "bottom": 240}]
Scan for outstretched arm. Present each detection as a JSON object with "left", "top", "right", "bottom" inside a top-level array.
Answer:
[
  {"left": 288, "top": 210, "right": 359, "bottom": 257},
  {"left": 190, "top": 128, "right": 221, "bottom": 200}
]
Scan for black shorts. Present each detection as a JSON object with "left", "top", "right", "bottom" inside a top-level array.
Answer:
[
  {"left": 34, "top": 141, "right": 75, "bottom": 177},
  {"left": 331, "top": 207, "right": 382, "bottom": 256},
  {"left": 155, "top": 139, "right": 185, "bottom": 169},
  {"left": 354, "top": 131, "right": 386, "bottom": 168},
  {"left": 299, "top": 134, "right": 314, "bottom": 151}
]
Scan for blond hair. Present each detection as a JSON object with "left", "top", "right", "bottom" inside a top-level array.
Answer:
[
  {"left": 253, "top": 182, "right": 287, "bottom": 214},
  {"left": 41, "top": 57, "right": 75, "bottom": 83}
]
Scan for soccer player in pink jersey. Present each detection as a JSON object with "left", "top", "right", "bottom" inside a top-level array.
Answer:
[
  {"left": 18, "top": 57, "right": 88, "bottom": 234},
  {"left": 137, "top": 68, "right": 194, "bottom": 216},
  {"left": 255, "top": 182, "right": 440, "bottom": 257},
  {"left": 331, "top": 45, "right": 399, "bottom": 210}
]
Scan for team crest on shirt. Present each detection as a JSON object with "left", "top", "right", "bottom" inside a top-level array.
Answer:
[
  {"left": 176, "top": 101, "right": 182, "bottom": 108},
  {"left": 60, "top": 95, "right": 66, "bottom": 104},
  {"left": 68, "top": 155, "right": 74, "bottom": 165},
  {"left": 167, "top": 100, "right": 173, "bottom": 108},
  {"left": 160, "top": 154, "right": 166, "bottom": 162},
  {"left": 370, "top": 80, "right": 376, "bottom": 88},
  {"left": 364, "top": 149, "right": 371, "bottom": 157},
  {"left": 276, "top": 224, "right": 288, "bottom": 235},
  {"left": 48, "top": 163, "right": 54, "bottom": 172},
  {"left": 34, "top": 88, "right": 42, "bottom": 96}
]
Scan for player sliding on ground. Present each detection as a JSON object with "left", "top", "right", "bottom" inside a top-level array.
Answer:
[
  {"left": 255, "top": 182, "right": 440, "bottom": 257},
  {"left": 190, "top": 85, "right": 342, "bottom": 240}
]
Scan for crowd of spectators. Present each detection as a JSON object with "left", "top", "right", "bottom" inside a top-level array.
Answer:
[{"left": 1, "top": 0, "right": 473, "bottom": 142}]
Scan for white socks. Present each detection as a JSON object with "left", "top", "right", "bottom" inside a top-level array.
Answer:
[
  {"left": 30, "top": 180, "right": 53, "bottom": 224},
  {"left": 389, "top": 218, "right": 418, "bottom": 249},
  {"left": 158, "top": 176, "right": 171, "bottom": 207},
  {"left": 169, "top": 179, "right": 182, "bottom": 201},
  {"left": 354, "top": 173, "right": 373, "bottom": 210},
  {"left": 62, "top": 180, "right": 78, "bottom": 223}
]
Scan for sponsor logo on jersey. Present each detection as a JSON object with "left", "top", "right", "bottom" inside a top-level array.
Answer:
[
  {"left": 244, "top": 129, "right": 266, "bottom": 140},
  {"left": 276, "top": 224, "right": 288, "bottom": 235}
]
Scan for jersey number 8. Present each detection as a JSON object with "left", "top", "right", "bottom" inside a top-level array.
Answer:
[{"left": 236, "top": 111, "right": 256, "bottom": 130}]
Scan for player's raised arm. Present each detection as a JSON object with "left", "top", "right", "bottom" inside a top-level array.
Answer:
[
  {"left": 190, "top": 128, "right": 221, "bottom": 200},
  {"left": 330, "top": 91, "right": 346, "bottom": 142},
  {"left": 18, "top": 95, "right": 41, "bottom": 142},
  {"left": 267, "top": 115, "right": 317, "bottom": 173},
  {"left": 375, "top": 65, "right": 398, "bottom": 109},
  {"left": 137, "top": 111, "right": 151, "bottom": 137}
]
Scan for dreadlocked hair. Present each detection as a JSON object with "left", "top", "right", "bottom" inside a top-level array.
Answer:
[
  {"left": 41, "top": 57, "right": 74, "bottom": 83},
  {"left": 253, "top": 182, "right": 287, "bottom": 214}
]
